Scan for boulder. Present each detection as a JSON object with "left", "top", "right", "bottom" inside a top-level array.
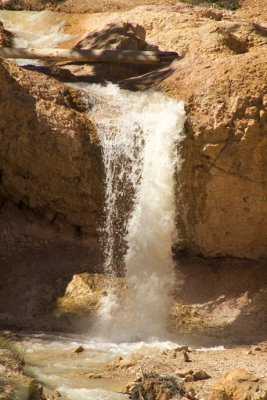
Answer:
[
  {"left": 74, "top": 22, "right": 147, "bottom": 51},
  {"left": 211, "top": 368, "right": 267, "bottom": 400},
  {"left": 56, "top": 273, "right": 126, "bottom": 318},
  {"left": 73, "top": 345, "right": 85, "bottom": 353}
]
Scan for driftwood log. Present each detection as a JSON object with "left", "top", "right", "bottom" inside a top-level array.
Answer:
[{"left": 0, "top": 48, "right": 179, "bottom": 64}]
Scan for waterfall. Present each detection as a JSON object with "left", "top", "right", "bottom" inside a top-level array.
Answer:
[{"left": 85, "top": 83, "right": 186, "bottom": 340}]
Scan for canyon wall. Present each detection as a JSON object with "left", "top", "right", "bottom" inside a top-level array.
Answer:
[
  {"left": 114, "top": 3, "right": 267, "bottom": 259},
  {"left": 168, "top": 51, "right": 267, "bottom": 259},
  {"left": 2, "top": 4, "right": 266, "bottom": 260},
  {"left": 0, "top": 60, "right": 105, "bottom": 329},
  {"left": 0, "top": 2, "right": 266, "bottom": 337},
  {"left": 0, "top": 60, "right": 104, "bottom": 236}
]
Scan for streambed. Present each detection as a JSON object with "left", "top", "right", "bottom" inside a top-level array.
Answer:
[{"left": 15, "top": 333, "right": 179, "bottom": 399}]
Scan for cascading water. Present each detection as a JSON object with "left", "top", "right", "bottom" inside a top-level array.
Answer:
[
  {"left": 0, "top": 11, "right": 188, "bottom": 400},
  {"left": 0, "top": 10, "right": 74, "bottom": 65},
  {"left": 0, "top": 10, "right": 72, "bottom": 48},
  {"left": 84, "top": 83, "right": 186, "bottom": 341}
]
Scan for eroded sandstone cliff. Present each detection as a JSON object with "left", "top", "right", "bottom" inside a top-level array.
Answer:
[
  {"left": 109, "top": 3, "right": 267, "bottom": 259},
  {"left": 0, "top": 1, "right": 266, "bottom": 339},
  {"left": 0, "top": 60, "right": 104, "bottom": 236}
]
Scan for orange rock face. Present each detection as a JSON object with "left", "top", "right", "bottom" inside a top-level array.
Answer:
[
  {"left": 0, "top": 60, "right": 104, "bottom": 235},
  {"left": 0, "top": 3, "right": 267, "bottom": 262},
  {"left": 162, "top": 50, "right": 267, "bottom": 259}
]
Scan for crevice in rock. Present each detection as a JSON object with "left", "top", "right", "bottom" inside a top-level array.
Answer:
[{"left": 211, "top": 164, "right": 267, "bottom": 186}]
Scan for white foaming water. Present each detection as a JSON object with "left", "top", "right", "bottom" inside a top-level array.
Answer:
[
  {"left": 0, "top": 10, "right": 74, "bottom": 64},
  {"left": 59, "top": 387, "right": 127, "bottom": 400},
  {"left": 83, "top": 83, "right": 186, "bottom": 341},
  {"left": 18, "top": 333, "right": 179, "bottom": 400},
  {"left": 16, "top": 333, "right": 224, "bottom": 400}
]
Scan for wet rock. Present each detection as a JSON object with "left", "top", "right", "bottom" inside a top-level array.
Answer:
[
  {"left": 211, "top": 368, "right": 267, "bottom": 400},
  {"left": 74, "top": 345, "right": 85, "bottom": 354},
  {"left": 56, "top": 273, "right": 126, "bottom": 319}
]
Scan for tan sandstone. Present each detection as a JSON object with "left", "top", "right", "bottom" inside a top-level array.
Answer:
[
  {"left": 0, "top": 59, "right": 104, "bottom": 235},
  {"left": 211, "top": 368, "right": 267, "bottom": 400},
  {"left": 0, "top": 1, "right": 266, "bottom": 340}
]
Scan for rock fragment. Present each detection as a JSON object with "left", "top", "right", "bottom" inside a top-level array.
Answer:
[
  {"left": 74, "top": 346, "right": 85, "bottom": 354},
  {"left": 192, "top": 370, "right": 211, "bottom": 381}
]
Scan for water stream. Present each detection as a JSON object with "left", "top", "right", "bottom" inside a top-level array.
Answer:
[
  {"left": 83, "top": 83, "right": 186, "bottom": 341},
  {"left": 16, "top": 333, "right": 179, "bottom": 400},
  {"left": 0, "top": 10, "right": 74, "bottom": 64},
  {"left": 1, "top": 11, "right": 186, "bottom": 399}
]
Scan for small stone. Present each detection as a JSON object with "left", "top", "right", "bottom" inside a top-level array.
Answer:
[
  {"left": 183, "top": 350, "right": 191, "bottom": 362},
  {"left": 74, "top": 346, "right": 85, "bottom": 354},
  {"left": 254, "top": 346, "right": 262, "bottom": 351},
  {"left": 185, "top": 374, "right": 194, "bottom": 382},
  {"left": 193, "top": 370, "right": 211, "bottom": 381}
]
